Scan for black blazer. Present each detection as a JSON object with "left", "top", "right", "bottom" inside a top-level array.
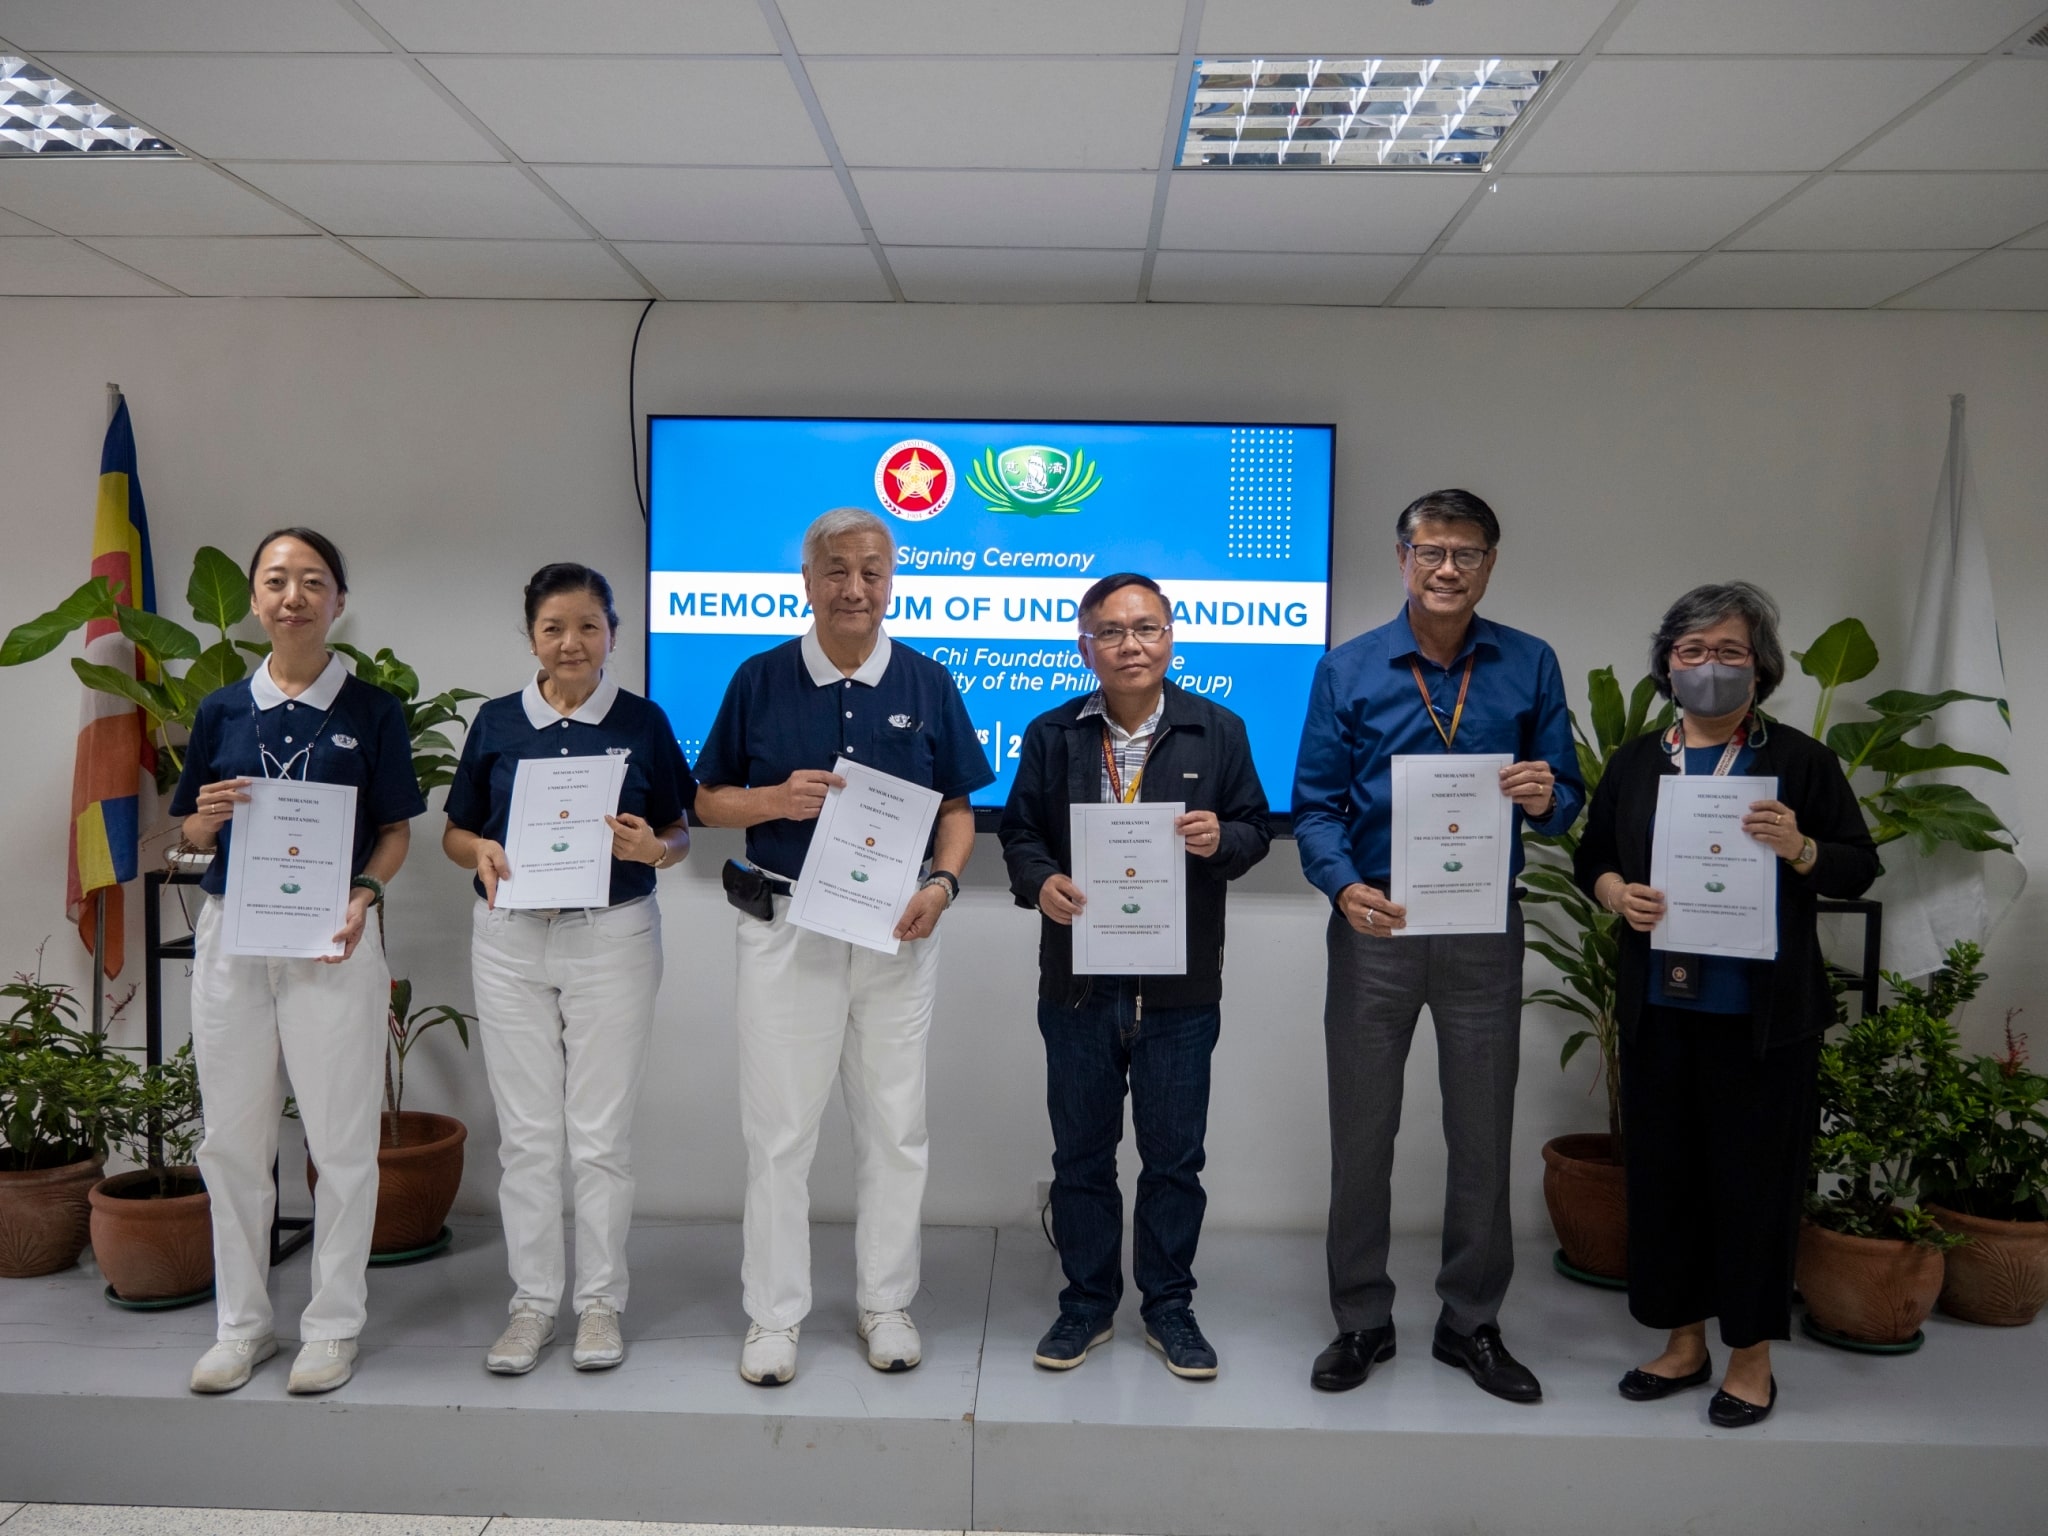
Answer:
[
  {"left": 999, "top": 682, "right": 1272, "bottom": 1008},
  {"left": 1573, "top": 718, "right": 1880, "bottom": 1055}
]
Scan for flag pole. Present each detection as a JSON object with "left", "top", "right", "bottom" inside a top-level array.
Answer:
[{"left": 91, "top": 382, "right": 120, "bottom": 1041}]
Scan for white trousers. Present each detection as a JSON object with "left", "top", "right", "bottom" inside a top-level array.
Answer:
[
  {"left": 190, "top": 895, "right": 387, "bottom": 1343},
  {"left": 470, "top": 896, "right": 662, "bottom": 1317},
  {"left": 736, "top": 896, "right": 939, "bottom": 1328}
]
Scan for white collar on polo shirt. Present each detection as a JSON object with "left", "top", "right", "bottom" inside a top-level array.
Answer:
[
  {"left": 522, "top": 669, "right": 619, "bottom": 730},
  {"left": 801, "top": 626, "right": 892, "bottom": 688},
  {"left": 250, "top": 652, "right": 348, "bottom": 713}
]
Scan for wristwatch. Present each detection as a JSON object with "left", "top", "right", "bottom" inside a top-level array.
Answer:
[
  {"left": 921, "top": 870, "right": 960, "bottom": 905},
  {"left": 1790, "top": 836, "right": 1817, "bottom": 869}
]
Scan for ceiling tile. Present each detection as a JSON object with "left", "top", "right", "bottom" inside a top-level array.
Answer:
[
  {"left": 3, "top": 0, "right": 380, "bottom": 52},
  {"left": 423, "top": 57, "right": 826, "bottom": 166},
  {"left": 345, "top": 237, "right": 642, "bottom": 297},
  {"left": 537, "top": 166, "right": 858, "bottom": 242},
  {"left": 78, "top": 236, "right": 410, "bottom": 296},
  {"left": 1605, "top": 0, "right": 2044, "bottom": 54},
  {"left": 42, "top": 55, "right": 502, "bottom": 163},
  {"left": 0, "top": 161, "right": 309, "bottom": 236},
  {"left": 780, "top": 0, "right": 1186, "bottom": 54},
  {"left": 853, "top": 169, "right": 1156, "bottom": 247},
  {"left": 2016, "top": 224, "right": 2048, "bottom": 248},
  {"left": 0, "top": 208, "right": 50, "bottom": 235},
  {"left": 887, "top": 246, "right": 1143, "bottom": 302},
  {"left": 1847, "top": 60, "right": 2048, "bottom": 172},
  {"left": 224, "top": 163, "right": 585, "bottom": 237},
  {"left": 1199, "top": 0, "right": 1614, "bottom": 54},
  {"left": 0, "top": 237, "right": 168, "bottom": 294},
  {"left": 1394, "top": 252, "right": 1690, "bottom": 306},
  {"left": 1732, "top": 172, "right": 2048, "bottom": 250},
  {"left": 1888, "top": 250, "right": 2048, "bottom": 308},
  {"left": 1149, "top": 251, "right": 1414, "bottom": 304},
  {"left": 613, "top": 241, "right": 890, "bottom": 301},
  {"left": 807, "top": 58, "right": 1176, "bottom": 170},
  {"left": 355, "top": 0, "right": 777, "bottom": 54},
  {"left": 1159, "top": 172, "right": 1471, "bottom": 254},
  {"left": 1643, "top": 249, "right": 1971, "bottom": 307},
  {"left": 1510, "top": 58, "right": 1968, "bottom": 173},
  {"left": 1449, "top": 173, "right": 1803, "bottom": 252}
]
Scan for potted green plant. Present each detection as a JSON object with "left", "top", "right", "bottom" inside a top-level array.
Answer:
[
  {"left": 0, "top": 953, "right": 132, "bottom": 1277},
  {"left": 1917, "top": 1008, "right": 2048, "bottom": 1326},
  {"left": 1798, "top": 944, "right": 1974, "bottom": 1349},
  {"left": 88, "top": 1040, "right": 213, "bottom": 1305}
]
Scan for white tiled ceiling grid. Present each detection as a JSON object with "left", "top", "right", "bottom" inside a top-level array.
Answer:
[{"left": 0, "top": 0, "right": 2043, "bottom": 307}]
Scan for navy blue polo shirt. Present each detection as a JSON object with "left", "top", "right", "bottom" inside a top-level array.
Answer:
[
  {"left": 694, "top": 629, "right": 994, "bottom": 878},
  {"left": 444, "top": 672, "right": 697, "bottom": 907},
  {"left": 170, "top": 654, "right": 427, "bottom": 898}
]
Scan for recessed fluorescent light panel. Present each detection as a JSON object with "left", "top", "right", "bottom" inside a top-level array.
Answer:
[
  {"left": 1180, "top": 57, "right": 1559, "bottom": 169},
  {"left": 1, "top": 56, "right": 180, "bottom": 156}
]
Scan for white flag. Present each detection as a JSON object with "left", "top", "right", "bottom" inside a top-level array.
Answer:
[{"left": 1873, "top": 394, "right": 2025, "bottom": 978}]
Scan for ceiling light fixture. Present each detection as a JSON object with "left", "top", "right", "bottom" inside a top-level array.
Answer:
[
  {"left": 0, "top": 56, "right": 180, "bottom": 157},
  {"left": 1179, "top": 55, "right": 1559, "bottom": 170}
]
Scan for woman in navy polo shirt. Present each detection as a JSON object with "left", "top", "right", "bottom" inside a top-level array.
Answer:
[
  {"left": 172, "top": 528, "right": 426, "bottom": 1398},
  {"left": 443, "top": 563, "right": 694, "bottom": 1378}
]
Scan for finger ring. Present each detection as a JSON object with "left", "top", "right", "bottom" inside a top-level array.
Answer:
[{"left": 1365, "top": 909, "right": 1377, "bottom": 926}]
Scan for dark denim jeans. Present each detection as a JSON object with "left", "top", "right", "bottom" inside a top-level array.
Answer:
[{"left": 1038, "top": 979, "right": 1221, "bottom": 1323}]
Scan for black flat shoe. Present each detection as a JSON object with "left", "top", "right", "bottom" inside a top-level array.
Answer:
[
  {"left": 1708, "top": 1375, "right": 1778, "bottom": 1428},
  {"left": 1431, "top": 1322, "right": 1542, "bottom": 1404},
  {"left": 1310, "top": 1325, "right": 1395, "bottom": 1392},
  {"left": 1617, "top": 1357, "right": 1713, "bottom": 1401}
]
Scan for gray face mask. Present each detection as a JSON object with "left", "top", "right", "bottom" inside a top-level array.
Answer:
[{"left": 1669, "top": 660, "right": 1755, "bottom": 717}]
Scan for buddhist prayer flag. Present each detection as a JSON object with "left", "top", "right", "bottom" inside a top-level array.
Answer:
[{"left": 69, "top": 396, "right": 157, "bottom": 977}]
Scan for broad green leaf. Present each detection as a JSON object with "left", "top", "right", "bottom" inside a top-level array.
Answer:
[
  {"left": 1624, "top": 672, "right": 1663, "bottom": 741},
  {"left": 409, "top": 728, "right": 454, "bottom": 753},
  {"left": 234, "top": 638, "right": 271, "bottom": 658},
  {"left": 1864, "top": 688, "right": 2001, "bottom": 722},
  {"left": 184, "top": 638, "right": 246, "bottom": 699},
  {"left": 1865, "top": 741, "right": 2009, "bottom": 778},
  {"left": 1795, "top": 618, "right": 1880, "bottom": 688},
  {"left": 0, "top": 577, "right": 120, "bottom": 665},
  {"left": 1826, "top": 716, "right": 1916, "bottom": 769},
  {"left": 114, "top": 603, "right": 202, "bottom": 663},
  {"left": 71, "top": 658, "right": 175, "bottom": 725},
  {"left": 186, "top": 545, "right": 249, "bottom": 632},
  {"left": 329, "top": 641, "right": 375, "bottom": 676},
  {"left": 381, "top": 652, "right": 420, "bottom": 701},
  {"left": 1587, "top": 666, "right": 1625, "bottom": 757},
  {"left": 1867, "top": 782, "right": 2012, "bottom": 854},
  {"left": 1560, "top": 1030, "right": 1593, "bottom": 1068}
]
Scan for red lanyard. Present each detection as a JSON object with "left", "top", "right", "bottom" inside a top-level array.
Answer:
[
  {"left": 1100, "top": 721, "right": 1156, "bottom": 804},
  {"left": 1664, "top": 718, "right": 1751, "bottom": 775},
  {"left": 1411, "top": 655, "right": 1476, "bottom": 751}
]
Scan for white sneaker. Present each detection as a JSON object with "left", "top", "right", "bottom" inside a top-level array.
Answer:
[
  {"left": 286, "top": 1337, "right": 358, "bottom": 1395},
  {"left": 573, "top": 1301, "right": 625, "bottom": 1371},
  {"left": 858, "top": 1309, "right": 923, "bottom": 1372},
  {"left": 739, "top": 1322, "right": 800, "bottom": 1385},
  {"left": 486, "top": 1308, "right": 555, "bottom": 1375},
  {"left": 189, "top": 1334, "right": 277, "bottom": 1394}
]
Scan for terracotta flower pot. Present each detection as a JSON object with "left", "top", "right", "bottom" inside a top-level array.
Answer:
[
  {"left": 308, "top": 1110, "right": 465, "bottom": 1255},
  {"left": 0, "top": 1154, "right": 105, "bottom": 1278},
  {"left": 1541, "top": 1133, "right": 1628, "bottom": 1280},
  {"left": 1796, "top": 1218, "right": 1945, "bottom": 1345},
  {"left": 89, "top": 1167, "right": 213, "bottom": 1302},
  {"left": 1925, "top": 1203, "right": 2048, "bottom": 1327}
]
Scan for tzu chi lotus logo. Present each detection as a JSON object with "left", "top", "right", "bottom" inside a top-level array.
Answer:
[{"left": 875, "top": 439, "right": 954, "bottom": 521}]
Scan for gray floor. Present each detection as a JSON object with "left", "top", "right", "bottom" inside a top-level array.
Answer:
[{"left": 3, "top": 1219, "right": 2044, "bottom": 1535}]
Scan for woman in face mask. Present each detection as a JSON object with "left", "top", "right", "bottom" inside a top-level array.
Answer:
[{"left": 1572, "top": 582, "right": 1879, "bottom": 1429}]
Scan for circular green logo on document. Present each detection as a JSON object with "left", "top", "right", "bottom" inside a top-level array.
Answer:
[
  {"left": 1705, "top": 880, "right": 1726, "bottom": 893},
  {"left": 851, "top": 869, "right": 870, "bottom": 882},
  {"left": 1442, "top": 860, "right": 1463, "bottom": 872},
  {"left": 280, "top": 882, "right": 300, "bottom": 894},
  {"left": 551, "top": 841, "right": 570, "bottom": 853},
  {"left": 1121, "top": 902, "right": 1141, "bottom": 914}
]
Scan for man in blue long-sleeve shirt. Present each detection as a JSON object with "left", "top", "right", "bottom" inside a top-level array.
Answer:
[{"left": 1292, "top": 488, "right": 1582, "bottom": 1404}]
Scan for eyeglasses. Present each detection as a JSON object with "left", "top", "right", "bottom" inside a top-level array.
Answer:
[
  {"left": 1402, "top": 543, "right": 1491, "bottom": 572},
  {"left": 1082, "top": 622, "right": 1172, "bottom": 648},
  {"left": 1670, "top": 641, "right": 1755, "bottom": 666}
]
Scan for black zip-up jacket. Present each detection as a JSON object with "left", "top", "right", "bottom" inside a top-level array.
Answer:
[{"left": 999, "top": 682, "right": 1272, "bottom": 1008}]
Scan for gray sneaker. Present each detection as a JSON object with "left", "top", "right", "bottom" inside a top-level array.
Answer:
[
  {"left": 573, "top": 1301, "right": 625, "bottom": 1371},
  {"left": 486, "top": 1308, "right": 555, "bottom": 1375},
  {"left": 286, "top": 1337, "right": 358, "bottom": 1394},
  {"left": 190, "top": 1334, "right": 277, "bottom": 1394}
]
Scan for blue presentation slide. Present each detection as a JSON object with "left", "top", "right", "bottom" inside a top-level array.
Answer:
[{"left": 648, "top": 416, "right": 1333, "bottom": 811}]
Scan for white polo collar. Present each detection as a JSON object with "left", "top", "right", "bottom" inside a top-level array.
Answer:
[
  {"left": 250, "top": 652, "right": 348, "bottom": 713},
  {"left": 801, "top": 626, "right": 893, "bottom": 688},
  {"left": 522, "top": 669, "right": 619, "bottom": 729}
]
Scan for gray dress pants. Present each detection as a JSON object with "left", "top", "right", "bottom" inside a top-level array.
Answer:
[{"left": 1323, "top": 904, "right": 1525, "bottom": 1336}]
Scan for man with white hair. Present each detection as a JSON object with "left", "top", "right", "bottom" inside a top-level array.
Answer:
[{"left": 695, "top": 508, "right": 994, "bottom": 1386}]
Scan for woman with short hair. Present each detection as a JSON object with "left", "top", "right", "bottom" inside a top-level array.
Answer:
[
  {"left": 443, "top": 563, "right": 694, "bottom": 1376},
  {"left": 1574, "top": 581, "right": 1879, "bottom": 1427},
  {"left": 174, "top": 528, "right": 425, "bottom": 1396}
]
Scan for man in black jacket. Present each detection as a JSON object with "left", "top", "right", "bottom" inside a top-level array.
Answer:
[{"left": 999, "top": 572, "right": 1271, "bottom": 1379}]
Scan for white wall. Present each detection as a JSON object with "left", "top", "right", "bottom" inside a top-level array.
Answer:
[{"left": 2, "top": 297, "right": 2043, "bottom": 1246}]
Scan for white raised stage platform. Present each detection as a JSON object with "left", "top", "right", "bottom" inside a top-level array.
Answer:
[{"left": 2, "top": 1220, "right": 2042, "bottom": 1536}]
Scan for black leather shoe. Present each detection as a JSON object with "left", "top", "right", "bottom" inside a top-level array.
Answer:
[
  {"left": 1708, "top": 1375, "right": 1778, "bottom": 1428},
  {"left": 1431, "top": 1322, "right": 1542, "bottom": 1404},
  {"left": 1309, "top": 1325, "right": 1395, "bottom": 1392},
  {"left": 1618, "top": 1357, "right": 1713, "bottom": 1401}
]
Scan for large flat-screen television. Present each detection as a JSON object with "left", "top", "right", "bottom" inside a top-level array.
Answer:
[{"left": 647, "top": 416, "right": 1334, "bottom": 821}]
